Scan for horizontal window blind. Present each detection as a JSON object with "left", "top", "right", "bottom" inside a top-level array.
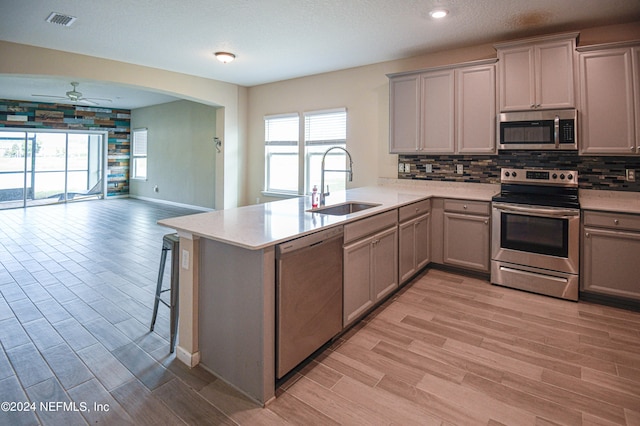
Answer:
[
  {"left": 304, "top": 109, "right": 346, "bottom": 146},
  {"left": 132, "top": 128, "right": 147, "bottom": 156},
  {"left": 265, "top": 114, "right": 299, "bottom": 146}
]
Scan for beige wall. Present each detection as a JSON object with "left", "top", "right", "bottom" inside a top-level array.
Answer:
[
  {"left": 130, "top": 100, "right": 218, "bottom": 208},
  {"left": 0, "top": 40, "right": 246, "bottom": 209},
  {"left": 2, "top": 21, "right": 639, "bottom": 208},
  {"left": 245, "top": 21, "right": 640, "bottom": 206}
]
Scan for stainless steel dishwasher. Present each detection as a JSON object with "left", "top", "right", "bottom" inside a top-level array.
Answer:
[{"left": 276, "top": 225, "right": 343, "bottom": 379}]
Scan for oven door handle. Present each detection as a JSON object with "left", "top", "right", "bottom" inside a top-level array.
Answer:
[{"left": 492, "top": 202, "right": 580, "bottom": 218}]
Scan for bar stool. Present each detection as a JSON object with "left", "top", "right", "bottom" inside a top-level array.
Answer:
[{"left": 150, "top": 233, "right": 180, "bottom": 353}]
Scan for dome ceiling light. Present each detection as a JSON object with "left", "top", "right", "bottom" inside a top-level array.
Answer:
[
  {"left": 429, "top": 9, "right": 449, "bottom": 19},
  {"left": 215, "top": 52, "right": 236, "bottom": 63}
]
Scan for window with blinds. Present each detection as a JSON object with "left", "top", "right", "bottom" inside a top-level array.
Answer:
[
  {"left": 132, "top": 128, "right": 148, "bottom": 180},
  {"left": 304, "top": 109, "right": 347, "bottom": 194},
  {"left": 263, "top": 108, "right": 347, "bottom": 196},
  {"left": 264, "top": 114, "right": 299, "bottom": 194}
]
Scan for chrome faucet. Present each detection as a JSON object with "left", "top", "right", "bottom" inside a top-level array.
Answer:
[{"left": 320, "top": 146, "right": 353, "bottom": 205}]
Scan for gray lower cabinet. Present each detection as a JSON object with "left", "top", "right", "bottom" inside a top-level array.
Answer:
[
  {"left": 399, "top": 199, "right": 431, "bottom": 284},
  {"left": 443, "top": 199, "right": 491, "bottom": 273},
  {"left": 582, "top": 210, "right": 640, "bottom": 301},
  {"left": 343, "top": 210, "right": 398, "bottom": 327}
]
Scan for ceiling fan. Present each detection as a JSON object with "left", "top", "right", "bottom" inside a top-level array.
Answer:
[{"left": 32, "top": 81, "right": 112, "bottom": 105}]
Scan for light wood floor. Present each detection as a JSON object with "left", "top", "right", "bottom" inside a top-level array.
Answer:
[{"left": 1, "top": 199, "right": 639, "bottom": 425}]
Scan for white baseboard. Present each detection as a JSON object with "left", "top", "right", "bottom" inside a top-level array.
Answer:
[
  {"left": 176, "top": 346, "right": 201, "bottom": 368},
  {"left": 128, "top": 195, "right": 213, "bottom": 212}
]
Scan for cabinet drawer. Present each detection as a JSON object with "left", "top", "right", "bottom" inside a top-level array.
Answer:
[
  {"left": 398, "top": 199, "right": 431, "bottom": 222},
  {"left": 344, "top": 210, "right": 398, "bottom": 244},
  {"left": 444, "top": 199, "right": 490, "bottom": 216},
  {"left": 583, "top": 211, "right": 640, "bottom": 232}
]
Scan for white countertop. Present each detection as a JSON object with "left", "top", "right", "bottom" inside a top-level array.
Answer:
[
  {"left": 579, "top": 189, "right": 640, "bottom": 214},
  {"left": 158, "top": 181, "right": 500, "bottom": 250}
]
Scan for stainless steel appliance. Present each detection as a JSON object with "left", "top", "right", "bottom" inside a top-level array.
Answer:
[
  {"left": 499, "top": 109, "right": 577, "bottom": 150},
  {"left": 491, "top": 168, "right": 580, "bottom": 301},
  {"left": 276, "top": 226, "right": 343, "bottom": 379}
]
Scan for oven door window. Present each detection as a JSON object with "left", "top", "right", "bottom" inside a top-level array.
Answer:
[{"left": 500, "top": 212, "right": 568, "bottom": 257}]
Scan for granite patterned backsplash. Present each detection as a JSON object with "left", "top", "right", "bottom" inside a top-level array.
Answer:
[{"left": 398, "top": 151, "right": 640, "bottom": 192}]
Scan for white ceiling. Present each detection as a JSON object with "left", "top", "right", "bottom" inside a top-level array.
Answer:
[{"left": 1, "top": 0, "right": 639, "bottom": 109}]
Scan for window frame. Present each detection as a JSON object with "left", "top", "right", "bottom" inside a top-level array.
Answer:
[
  {"left": 131, "top": 128, "right": 148, "bottom": 180},
  {"left": 263, "top": 114, "right": 300, "bottom": 195},
  {"left": 263, "top": 108, "right": 347, "bottom": 197}
]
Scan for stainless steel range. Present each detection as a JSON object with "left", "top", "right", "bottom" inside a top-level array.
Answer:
[{"left": 491, "top": 168, "right": 580, "bottom": 301}]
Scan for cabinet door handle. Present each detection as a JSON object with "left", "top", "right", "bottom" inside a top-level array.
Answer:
[
  {"left": 463, "top": 205, "right": 468, "bottom": 209},
  {"left": 585, "top": 232, "right": 590, "bottom": 238},
  {"left": 614, "top": 219, "right": 619, "bottom": 225},
  {"left": 484, "top": 220, "right": 488, "bottom": 225}
]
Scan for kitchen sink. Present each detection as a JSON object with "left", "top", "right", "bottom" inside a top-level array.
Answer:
[{"left": 308, "top": 201, "right": 380, "bottom": 216}]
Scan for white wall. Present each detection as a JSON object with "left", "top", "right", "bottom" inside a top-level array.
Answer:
[{"left": 130, "top": 100, "right": 218, "bottom": 209}]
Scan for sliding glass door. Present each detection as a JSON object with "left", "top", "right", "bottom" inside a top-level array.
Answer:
[{"left": 0, "top": 129, "right": 105, "bottom": 209}]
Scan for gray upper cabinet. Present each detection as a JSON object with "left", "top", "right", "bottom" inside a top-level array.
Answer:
[
  {"left": 456, "top": 64, "right": 496, "bottom": 154},
  {"left": 578, "top": 42, "right": 639, "bottom": 155},
  {"left": 495, "top": 32, "right": 577, "bottom": 112},
  {"left": 388, "top": 60, "right": 496, "bottom": 155},
  {"left": 420, "top": 69, "right": 455, "bottom": 153},
  {"left": 388, "top": 74, "right": 421, "bottom": 153}
]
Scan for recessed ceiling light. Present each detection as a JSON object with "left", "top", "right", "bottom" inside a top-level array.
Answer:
[
  {"left": 429, "top": 9, "right": 449, "bottom": 19},
  {"left": 214, "top": 52, "right": 236, "bottom": 64}
]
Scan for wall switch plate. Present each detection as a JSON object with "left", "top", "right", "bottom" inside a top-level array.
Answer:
[
  {"left": 398, "top": 163, "right": 405, "bottom": 173},
  {"left": 404, "top": 163, "right": 411, "bottom": 173},
  {"left": 181, "top": 249, "right": 189, "bottom": 270},
  {"left": 456, "top": 164, "right": 464, "bottom": 174},
  {"left": 425, "top": 164, "right": 433, "bottom": 173},
  {"left": 627, "top": 169, "right": 636, "bottom": 182}
]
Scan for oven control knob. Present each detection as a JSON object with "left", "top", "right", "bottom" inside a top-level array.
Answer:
[
  {"left": 552, "top": 173, "right": 558, "bottom": 179},
  {"left": 560, "top": 173, "right": 565, "bottom": 180},
  {"left": 504, "top": 171, "right": 510, "bottom": 177},
  {"left": 512, "top": 172, "right": 517, "bottom": 177},
  {"left": 568, "top": 174, "right": 573, "bottom": 180}
]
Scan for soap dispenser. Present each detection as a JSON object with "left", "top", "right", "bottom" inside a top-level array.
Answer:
[{"left": 311, "top": 185, "right": 319, "bottom": 208}]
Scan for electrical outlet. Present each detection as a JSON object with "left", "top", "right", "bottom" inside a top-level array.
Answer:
[
  {"left": 181, "top": 249, "right": 190, "bottom": 270},
  {"left": 425, "top": 164, "right": 433, "bottom": 173},
  {"left": 456, "top": 164, "right": 464, "bottom": 174},
  {"left": 627, "top": 169, "right": 636, "bottom": 182},
  {"left": 404, "top": 163, "right": 411, "bottom": 173},
  {"left": 398, "top": 163, "right": 405, "bottom": 173}
]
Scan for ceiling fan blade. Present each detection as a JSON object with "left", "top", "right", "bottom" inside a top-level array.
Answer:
[
  {"left": 84, "top": 97, "right": 113, "bottom": 103},
  {"left": 78, "top": 98, "right": 99, "bottom": 106},
  {"left": 32, "top": 94, "right": 67, "bottom": 99}
]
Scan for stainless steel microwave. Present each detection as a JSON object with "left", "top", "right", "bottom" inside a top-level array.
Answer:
[{"left": 499, "top": 109, "right": 577, "bottom": 150}]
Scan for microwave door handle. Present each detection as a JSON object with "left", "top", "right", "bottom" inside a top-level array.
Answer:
[{"left": 554, "top": 115, "right": 560, "bottom": 148}]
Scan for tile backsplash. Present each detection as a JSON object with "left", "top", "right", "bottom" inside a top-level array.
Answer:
[{"left": 398, "top": 151, "right": 640, "bottom": 192}]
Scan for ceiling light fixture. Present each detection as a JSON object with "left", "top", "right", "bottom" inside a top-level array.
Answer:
[
  {"left": 215, "top": 52, "right": 236, "bottom": 64},
  {"left": 429, "top": 9, "right": 449, "bottom": 19}
]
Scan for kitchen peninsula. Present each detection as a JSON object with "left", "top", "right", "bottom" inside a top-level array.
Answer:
[{"left": 158, "top": 183, "right": 498, "bottom": 405}]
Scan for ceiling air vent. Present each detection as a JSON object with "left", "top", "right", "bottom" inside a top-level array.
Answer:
[{"left": 46, "top": 12, "right": 77, "bottom": 27}]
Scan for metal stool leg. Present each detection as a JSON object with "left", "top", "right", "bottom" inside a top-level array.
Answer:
[
  {"left": 149, "top": 233, "right": 180, "bottom": 353},
  {"left": 150, "top": 245, "right": 169, "bottom": 332},
  {"left": 169, "top": 236, "right": 180, "bottom": 353}
]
